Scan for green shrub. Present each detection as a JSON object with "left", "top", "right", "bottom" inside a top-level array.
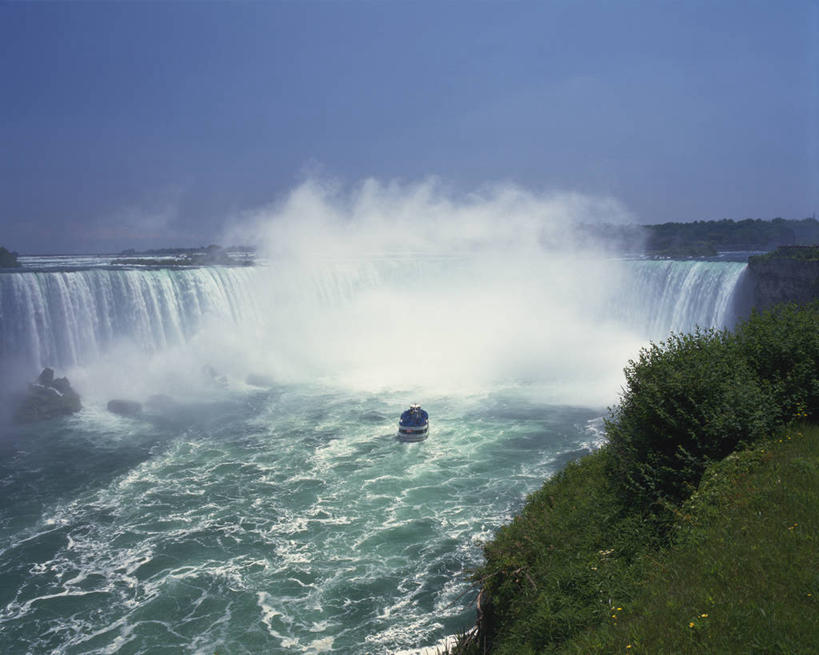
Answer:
[
  {"left": 605, "top": 329, "right": 777, "bottom": 508},
  {"left": 460, "top": 450, "right": 659, "bottom": 655},
  {"left": 562, "top": 425, "right": 819, "bottom": 654},
  {"left": 452, "top": 304, "right": 819, "bottom": 654},
  {"left": 734, "top": 302, "right": 819, "bottom": 423}
]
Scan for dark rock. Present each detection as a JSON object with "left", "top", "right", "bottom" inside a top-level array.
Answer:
[
  {"left": 14, "top": 368, "right": 82, "bottom": 423},
  {"left": 37, "top": 368, "right": 55, "bottom": 386},
  {"left": 747, "top": 247, "right": 819, "bottom": 309},
  {"left": 107, "top": 399, "right": 143, "bottom": 417},
  {"left": 51, "top": 377, "right": 73, "bottom": 395}
]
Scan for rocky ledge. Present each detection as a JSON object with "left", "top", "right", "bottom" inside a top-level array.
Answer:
[
  {"left": 747, "top": 246, "right": 819, "bottom": 309},
  {"left": 14, "top": 368, "right": 82, "bottom": 423}
]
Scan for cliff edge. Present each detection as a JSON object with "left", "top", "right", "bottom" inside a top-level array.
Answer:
[{"left": 747, "top": 245, "right": 819, "bottom": 309}]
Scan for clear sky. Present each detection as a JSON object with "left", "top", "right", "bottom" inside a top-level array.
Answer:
[{"left": 1, "top": 0, "right": 817, "bottom": 254}]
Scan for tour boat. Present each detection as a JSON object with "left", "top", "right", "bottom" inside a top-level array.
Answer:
[{"left": 397, "top": 404, "right": 429, "bottom": 442}]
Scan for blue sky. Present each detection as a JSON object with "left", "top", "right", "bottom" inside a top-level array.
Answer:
[{"left": 1, "top": 1, "right": 817, "bottom": 254}]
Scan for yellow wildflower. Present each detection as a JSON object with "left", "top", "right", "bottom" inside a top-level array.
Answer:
[{"left": 689, "top": 622, "right": 695, "bottom": 628}]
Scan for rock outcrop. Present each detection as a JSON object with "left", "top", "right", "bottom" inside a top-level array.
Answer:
[
  {"left": 747, "top": 246, "right": 819, "bottom": 309},
  {"left": 14, "top": 368, "right": 82, "bottom": 423},
  {"left": 107, "top": 399, "right": 143, "bottom": 417}
]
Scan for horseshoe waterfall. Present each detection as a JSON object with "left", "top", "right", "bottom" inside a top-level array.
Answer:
[{"left": 0, "top": 255, "right": 749, "bottom": 654}]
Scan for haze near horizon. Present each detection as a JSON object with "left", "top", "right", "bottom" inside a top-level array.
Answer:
[{"left": 1, "top": 1, "right": 817, "bottom": 254}]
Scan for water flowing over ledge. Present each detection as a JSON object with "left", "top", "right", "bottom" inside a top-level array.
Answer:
[
  {"left": 610, "top": 259, "right": 748, "bottom": 335},
  {"left": 1, "top": 267, "right": 261, "bottom": 372},
  {"left": 1, "top": 259, "right": 749, "bottom": 395},
  {"left": 0, "top": 256, "right": 754, "bottom": 654}
]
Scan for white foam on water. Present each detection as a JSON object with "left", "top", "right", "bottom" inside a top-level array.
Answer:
[
  {"left": 2, "top": 184, "right": 748, "bottom": 409},
  {"left": 392, "top": 633, "right": 461, "bottom": 655},
  {"left": 0, "top": 184, "right": 755, "bottom": 653}
]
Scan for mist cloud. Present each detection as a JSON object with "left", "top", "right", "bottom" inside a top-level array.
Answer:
[
  {"left": 209, "top": 179, "right": 644, "bottom": 405},
  {"left": 225, "top": 178, "right": 635, "bottom": 260}
]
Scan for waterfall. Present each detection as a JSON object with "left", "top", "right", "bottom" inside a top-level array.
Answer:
[
  {"left": 0, "top": 259, "right": 750, "bottom": 395},
  {"left": 611, "top": 260, "right": 749, "bottom": 337},
  {"left": 0, "top": 267, "right": 261, "bottom": 374}
]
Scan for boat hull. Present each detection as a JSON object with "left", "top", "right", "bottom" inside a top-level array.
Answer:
[
  {"left": 397, "top": 431, "right": 428, "bottom": 442},
  {"left": 398, "top": 404, "right": 429, "bottom": 442}
]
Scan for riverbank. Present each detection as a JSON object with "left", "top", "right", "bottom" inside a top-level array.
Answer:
[
  {"left": 747, "top": 245, "right": 819, "bottom": 308},
  {"left": 452, "top": 424, "right": 817, "bottom": 654},
  {"left": 566, "top": 423, "right": 819, "bottom": 653},
  {"left": 450, "top": 302, "right": 818, "bottom": 654}
]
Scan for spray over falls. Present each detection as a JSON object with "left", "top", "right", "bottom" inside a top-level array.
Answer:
[
  {"left": 1, "top": 256, "right": 747, "bottom": 406},
  {"left": 0, "top": 184, "right": 754, "bottom": 654}
]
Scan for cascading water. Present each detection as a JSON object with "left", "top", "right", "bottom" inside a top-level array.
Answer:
[
  {"left": 0, "top": 253, "right": 752, "bottom": 654},
  {"left": 610, "top": 259, "right": 749, "bottom": 336},
  {"left": 1, "top": 258, "right": 748, "bottom": 390},
  {"left": 0, "top": 267, "right": 260, "bottom": 375}
]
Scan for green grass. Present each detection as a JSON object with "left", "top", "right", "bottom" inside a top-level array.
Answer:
[
  {"left": 455, "top": 449, "right": 660, "bottom": 655},
  {"left": 562, "top": 424, "right": 819, "bottom": 654},
  {"left": 451, "top": 424, "right": 819, "bottom": 654},
  {"left": 449, "top": 305, "right": 818, "bottom": 654}
]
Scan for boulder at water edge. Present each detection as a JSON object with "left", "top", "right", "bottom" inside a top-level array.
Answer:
[
  {"left": 14, "top": 368, "right": 82, "bottom": 423},
  {"left": 107, "top": 399, "right": 143, "bottom": 417}
]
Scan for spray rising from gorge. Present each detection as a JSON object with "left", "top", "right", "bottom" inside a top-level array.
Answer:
[
  {"left": 0, "top": 181, "right": 756, "bottom": 654},
  {"left": 2, "top": 180, "right": 748, "bottom": 408}
]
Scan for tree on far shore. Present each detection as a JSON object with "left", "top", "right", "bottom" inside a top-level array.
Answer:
[{"left": 0, "top": 246, "right": 21, "bottom": 267}]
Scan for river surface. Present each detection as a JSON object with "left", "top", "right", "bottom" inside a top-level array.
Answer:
[
  {"left": 0, "top": 254, "right": 748, "bottom": 653},
  {"left": 0, "top": 384, "right": 604, "bottom": 653}
]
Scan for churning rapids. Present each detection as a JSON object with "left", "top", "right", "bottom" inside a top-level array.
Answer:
[{"left": 0, "top": 254, "right": 749, "bottom": 654}]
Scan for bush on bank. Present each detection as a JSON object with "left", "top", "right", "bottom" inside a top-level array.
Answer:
[
  {"left": 735, "top": 302, "right": 819, "bottom": 423},
  {"left": 607, "top": 302, "right": 818, "bottom": 514},
  {"left": 459, "top": 449, "right": 660, "bottom": 655},
  {"left": 605, "top": 328, "right": 776, "bottom": 510},
  {"left": 562, "top": 425, "right": 819, "bottom": 654},
  {"left": 453, "top": 302, "right": 819, "bottom": 654}
]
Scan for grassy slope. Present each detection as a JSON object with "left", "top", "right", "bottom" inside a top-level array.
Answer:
[
  {"left": 454, "top": 424, "right": 818, "bottom": 654},
  {"left": 451, "top": 304, "right": 818, "bottom": 653},
  {"left": 458, "top": 450, "right": 657, "bottom": 655},
  {"left": 564, "top": 424, "right": 819, "bottom": 654}
]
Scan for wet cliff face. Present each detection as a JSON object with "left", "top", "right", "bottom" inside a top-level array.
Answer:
[{"left": 747, "top": 256, "right": 819, "bottom": 309}]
